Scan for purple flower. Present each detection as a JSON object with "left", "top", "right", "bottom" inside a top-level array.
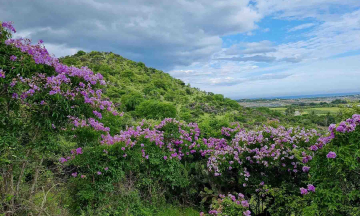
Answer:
[
  {"left": 309, "top": 145, "right": 318, "bottom": 151},
  {"left": 163, "top": 156, "right": 167, "bottom": 160},
  {"left": 59, "top": 157, "right": 67, "bottom": 163},
  {"left": 72, "top": 172, "right": 77, "bottom": 177},
  {"left": 336, "top": 126, "right": 345, "bottom": 133},
  {"left": 326, "top": 151, "right": 337, "bottom": 159},
  {"left": 2, "top": 21, "right": 16, "bottom": 33},
  {"left": 328, "top": 124, "right": 336, "bottom": 132},
  {"left": 10, "top": 55, "right": 17, "bottom": 61},
  {"left": 93, "top": 110, "right": 102, "bottom": 119},
  {"left": 0, "top": 69, "right": 5, "bottom": 78},
  {"left": 10, "top": 80, "right": 16, "bottom": 87},
  {"left": 300, "top": 187, "right": 308, "bottom": 195},
  {"left": 243, "top": 210, "right": 251, "bottom": 216},
  {"left": 302, "top": 166, "right": 310, "bottom": 172},
  {"left": 97, "top": 171, "right": 102, "bottom": 175},
  {"left": 104, "top": 167, "right": 109, "bottom": 171},
  {"left": 76, "top": 147, "right": 83, "bottom": 155},
  {"left": 307, "top": 184, "right": 316, "bottom": 192},
  {"left": 81, "top": 175, "right": 86, "bottom": 178},
  {"left": 209, "top": 210, "right": 217, "bottom": 215},
  {"left": 241, "top": 200, "right": 249, "bottom": 207}
]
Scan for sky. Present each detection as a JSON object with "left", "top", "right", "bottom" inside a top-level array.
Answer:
[{"left": 1, "top": 0, "right": 360, "bottom": 99}]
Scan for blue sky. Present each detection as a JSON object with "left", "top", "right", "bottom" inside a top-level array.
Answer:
[{"left": 1, "top": 0, "right": 360, "bottom": 99}]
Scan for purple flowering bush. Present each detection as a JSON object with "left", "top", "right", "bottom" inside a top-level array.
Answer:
[
  {"left": 301, "top": 114, "right": 360, "bottom": 215},
  {"left": 206, "top": 193, "right": 251, "bottom": 216},
  {"left": 0, "top": 21, "right": 123, "bottom": 214}
]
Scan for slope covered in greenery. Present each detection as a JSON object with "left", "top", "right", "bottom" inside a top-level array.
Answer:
[
  {"left": 60, "top": 51, "right": 241, "bottom": 119},
  {"left": 60, "top": 51, "right": 340, "bottom": 133},
  {"left": 1, "top": 22, "right": 360, "bottom": 216},
  {"left": 60, "top": 51, "right": 299, "bottom": 136}
]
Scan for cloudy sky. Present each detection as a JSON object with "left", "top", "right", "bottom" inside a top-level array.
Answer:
[{"left": 1, "top": 0, "right": 360, "bottom": 99}]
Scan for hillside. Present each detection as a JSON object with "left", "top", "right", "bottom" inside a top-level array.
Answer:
[
  {"left": 60, "top": 51, "right": 341, "bottom": 132},
  {"left": 59, "top": 51, "right": 295, "bottom": 133},
  {"left": 60, "top": 51, "right": 239, "bottom": 111}
]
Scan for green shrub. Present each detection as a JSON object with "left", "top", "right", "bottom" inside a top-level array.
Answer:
[
  {"left": 121, "top": 91, "right": 144, "bottom": 111},
  {"left": 136, "top": 100, "right": 176, "bottom": 119}
]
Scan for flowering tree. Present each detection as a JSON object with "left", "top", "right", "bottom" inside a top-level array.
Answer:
[{"left": 0, "top": 21, "right": 121, "bottom": 214}]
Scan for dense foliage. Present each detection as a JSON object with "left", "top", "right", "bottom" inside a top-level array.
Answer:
[{"left": 1, "top": 22, "right": 359, "bottom": 216}]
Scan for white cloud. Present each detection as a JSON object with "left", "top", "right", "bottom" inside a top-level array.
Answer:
[
  {"left": 43, "top": 43, "right": 83, "bottom": 58},
  {"left": 197, "top": 72, "right": 293, "bottom": 86},
  {"left": 216, "top": 10, "right": 360, "bottom": 64},
  {"left": 0, "top": 0, "right": 262, "bottom": 69},
  {"left": 273, "top": 10, "right": 360, "bottom": 61},
  {"left": 196, "top": 55, "right": 360, "bottom": 98},
  {"left": 225, "top": 40, "right": 276, "bottom": 55},
  {"left": 288, "top": 23, "right": 316, "bottom": 32},
  {"left": 255, "top": 0, "right": 360, "bottom": 20}
]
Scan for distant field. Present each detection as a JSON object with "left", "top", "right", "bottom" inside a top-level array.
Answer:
[
  {"left": 270, "top": 107, "right": 287, "bottom": 111},
  {"left": 270, "top": 107, "right": 341, "bottom": 115}
]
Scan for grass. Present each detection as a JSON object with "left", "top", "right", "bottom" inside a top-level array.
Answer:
[
  {"left": 156, "top": 207, "right": 199, "bottom": 216},
  {"left": 270, "top": 107, "right": 287, "bottom": 111},
  {"left": 270, "top": 107, "right": 341, "bottom": 115}
]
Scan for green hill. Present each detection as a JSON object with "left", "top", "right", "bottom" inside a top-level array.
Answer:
[
  {"left": 60, "top": 51, "right": 341, "bottom": 132},
  {"left": 59, "top": 51, "right": 288, "bottom": 134},
  {"left": 60, "top": 51, "right": 241, "bottom": 119}
]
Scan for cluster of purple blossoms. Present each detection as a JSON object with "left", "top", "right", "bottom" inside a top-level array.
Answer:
[
  {"left": 208, "top": 193, "right": 251, "bottom": 215},
  {"left": 93, "top": 110, "right": 102, "bottom": 119},
  {"left": 243, "top": 210, "right": 251, "bottom": 216},
  {"left": 300, "top": 184, "right": 316, "bottom": 195},
  {"left": 69, "top": 116, "right": 110, "bottom": 132},
  {"left": 10, "top": 55, "right": 17, "bottom": 61},
  {"left": 302, "top": 166, "right": 310, "bottom": 172},
  {"left": 99, "top": 118, "right": 200, "bottom": 162},
  {"left": 326, "top": 151, "right": 337, "bottom": 159},
  {"left": 59, "top": 147, "right": 83, "bottom": 164},
  {"left": 0, "top": 69, "right": 5, "bottom": 78},
  {"left": 2, "top": 21, "right": 16, "bottom": 33},
  {"left": 3, "top": 33, "right": 121, "bottom": 116}
]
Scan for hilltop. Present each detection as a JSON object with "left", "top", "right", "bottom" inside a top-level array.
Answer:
[{"left": 60, "top": 51, "right": 240, "bottom": 117}]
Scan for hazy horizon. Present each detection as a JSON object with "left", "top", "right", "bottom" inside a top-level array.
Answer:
[{"left": 235, "top": 91, "right": 360, "bottom": 100}]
